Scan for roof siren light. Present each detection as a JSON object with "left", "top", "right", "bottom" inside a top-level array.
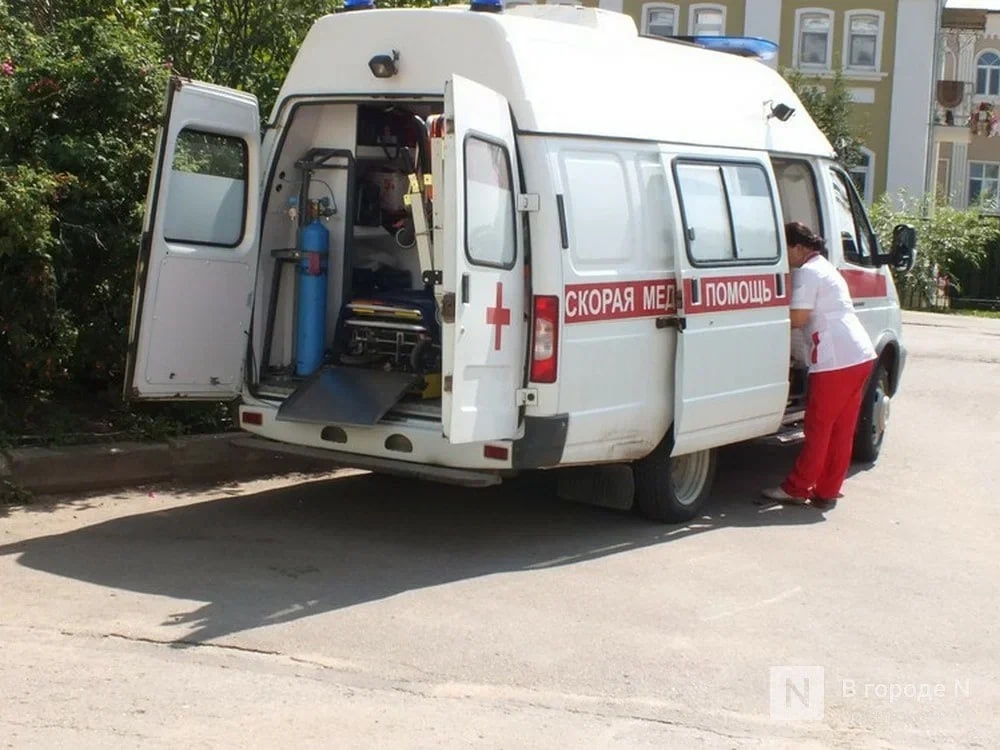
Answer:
[
  {"left": 343, "top": 0, "right": 376, "bottom": 10},
  {"left": 470, "top": 0, "right": 504, "bottom": 13},
  {"left": 679, "top": 36, "right": 779, "bottom": 62}
]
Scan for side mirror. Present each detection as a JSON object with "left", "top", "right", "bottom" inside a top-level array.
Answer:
[{"left": 890, "top": 223, "right": 917, "bottom": 273}]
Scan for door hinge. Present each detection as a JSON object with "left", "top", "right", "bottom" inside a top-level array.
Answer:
[
  {"left": 441, "top": 292, "right": 456, "bottom": 324},
  {"left": 516, "top": 194, "right": 540, "bottom": 213},
  {"left": 443, "top": 375, "right": 453, "bottom": 393},
  {"left": 516, "top": 388, "right": 538, "bottom": 406},
  {"left": 656, "top": 316, "right": 685, "bottom": 331}
]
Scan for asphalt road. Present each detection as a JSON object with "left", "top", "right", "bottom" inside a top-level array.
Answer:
[{"left": 1, "top": 311, "right": 997, "bottom": 749}]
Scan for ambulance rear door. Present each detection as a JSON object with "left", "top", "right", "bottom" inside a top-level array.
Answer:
[
  {"left": 441, "top": 75, "right": 527, "bottom": 444},
  {"left": 666, "top": 152, "right": 791, "bottom": 455},
  {"left": 125, "top": 77, "right": 261, "bottom": 400}
]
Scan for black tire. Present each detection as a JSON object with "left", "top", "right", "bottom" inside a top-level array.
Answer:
[
  {"left": 633, "top": 435, "right": 717, "bottom": 523},
  {"left": 853, "top": 360, "right": 890, "bottom": 464}
]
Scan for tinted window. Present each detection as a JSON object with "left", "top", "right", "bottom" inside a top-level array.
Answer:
[{"left": 830, "top": 168, "right": 876, "bottom": 266}]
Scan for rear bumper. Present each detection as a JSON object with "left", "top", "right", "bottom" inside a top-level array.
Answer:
[{"left": 232, "top": 436, "right": 502, "bottom": 487}]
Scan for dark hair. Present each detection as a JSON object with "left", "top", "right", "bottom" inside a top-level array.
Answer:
[{"left": 785, "top": 221, "right": 828, "bottom": 257}]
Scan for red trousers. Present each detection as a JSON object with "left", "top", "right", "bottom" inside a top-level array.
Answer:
[{"left": 782, "top": 360, "right": 875, "bottom": 499}]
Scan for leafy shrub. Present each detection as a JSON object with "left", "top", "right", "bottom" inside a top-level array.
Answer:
[{"left": 869, "top": 193, "right": 1000, "bottom": 308}]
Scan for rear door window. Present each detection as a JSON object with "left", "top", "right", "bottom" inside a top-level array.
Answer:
[{"left": 674, "top": 160, "right": 781, "bottom": 265}]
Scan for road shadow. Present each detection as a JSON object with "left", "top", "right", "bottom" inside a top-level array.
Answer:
[{"left": 0, "top": 440, "right": 836, "bottom": 643}]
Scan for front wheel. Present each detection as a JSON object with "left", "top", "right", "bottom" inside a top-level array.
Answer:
[
  {"left": 853, "top": 360, "right": 890, "bottom": 464},
  {"left": 633, "top": 437, "right": 717, "bottom": 523}
]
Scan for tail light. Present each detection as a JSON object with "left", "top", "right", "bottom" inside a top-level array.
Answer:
[{"left": 530, "top": 295, "right": 559, "bottom": 383}]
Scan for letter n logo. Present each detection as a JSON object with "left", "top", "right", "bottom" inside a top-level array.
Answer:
[{"left": 769, "top": 666, "right": 825, "bottom": 720}]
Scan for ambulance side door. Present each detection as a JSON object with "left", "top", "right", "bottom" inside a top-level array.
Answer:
[
  {"left": 125, "top": 77, "right": 261, "bottom": 400},
  {"left": 666, "top": 151, "right": 791, "bottom": 455},
  {"left": 441, "top": 75, "right": 527, "bottom": 444}
]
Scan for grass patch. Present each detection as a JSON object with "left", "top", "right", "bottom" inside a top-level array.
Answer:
[{"left": 0, "top": 387, "right": 237, "bottom": 450}]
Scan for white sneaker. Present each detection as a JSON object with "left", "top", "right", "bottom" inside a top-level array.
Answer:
[{"left": 761, "top": 486, "right": 810, "bottom": 504}]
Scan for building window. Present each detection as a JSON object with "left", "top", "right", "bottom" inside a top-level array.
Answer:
[
  {"left": 845, "top": 11, "right": 884, "bottom": 71},
  {"left": 848, "top": 148, "right": 875, "bottom": 205},
  {"left": 641, "top": 3, "right": 679, "bottom": 38},
  {"left": 969, "top": 162, "right": 1000, "bottom": 211},
  {"left": 795, "top": 9, "right": 834, "bottom": 70},
  {"left": 689, "top": 4, "right": 725, "bottom": 36},
  {"left": 976, "top": 51, "right": 1000, "bottom": 96}
]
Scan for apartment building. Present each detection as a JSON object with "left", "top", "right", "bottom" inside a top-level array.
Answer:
[
  {"left": 592, "top": 0, "right": 943, "bottom": 203},
  {"left": 934, "top": 0, "right": 1000, "bottom": 209}
]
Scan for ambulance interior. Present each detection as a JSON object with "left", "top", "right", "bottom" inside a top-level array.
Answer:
[
  {"left": 771, "top": 156, "right": 822, "bottom": 417},
  {"left": 253, "top": 100, "right": 447, "bottom": 428}
]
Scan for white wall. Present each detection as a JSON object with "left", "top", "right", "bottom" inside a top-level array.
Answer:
[{"left": 886, "top": 0, "right": 941, "bottom": 201}]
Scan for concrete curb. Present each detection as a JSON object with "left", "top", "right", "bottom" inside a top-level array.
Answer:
[{"left": 1, "top": 433, "right": 338, "bottom": 496}]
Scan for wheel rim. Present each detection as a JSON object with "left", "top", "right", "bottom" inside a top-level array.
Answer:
[
  {"left": 670, "top": 450, "right": 712, "bottom": 506},
  {"left": 870, "top": 371, "right": 890, "bottom": 447}
]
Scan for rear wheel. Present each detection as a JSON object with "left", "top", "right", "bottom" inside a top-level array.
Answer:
[
  {"left": 633, "top": 436, "right": 716, "bottom": 523},
  {"left": 853, "top": 360, "right": 890, "bottom": 463}
]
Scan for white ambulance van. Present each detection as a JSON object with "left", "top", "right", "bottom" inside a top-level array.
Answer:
[{"left": 125, "top": 2, "right": 916, "bottom": 522}]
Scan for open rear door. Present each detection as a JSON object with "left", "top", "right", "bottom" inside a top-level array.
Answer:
[
  {"left": 125, "top": 78, "right": 260, "bottom": 400},
  {"left": 441, "top": 76, "right": 527, "bottom": 444},
  {"left": 667, "top": 153, "right": 791, "bottom": 455}
]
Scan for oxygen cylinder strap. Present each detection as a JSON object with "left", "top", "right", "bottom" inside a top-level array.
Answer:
[{"left": 308, "top": 251, "right": 321, "bottom": 276}]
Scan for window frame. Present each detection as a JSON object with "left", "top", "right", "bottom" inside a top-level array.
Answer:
[
  {"left": 672, "top": 157, "right": 783, "bottom": 268},
  {"left": 793, "top": 8, "right": 835, "bottom": 72},
  {"left": 462, "top": 132, "right": 518, "bottom": 271},
  {"left": 688, "top": 3, "right": 726, "bottom": 36},
  {"left": 640, "top": 2, "right": 679, "bottom": 37},
  {"left": 975, "top": 50, "right": 1000, "bottom": 96},
  {"left": 843, "top": 10, "right": 885, "bottom": 73},
  {"left": 163, "top": 127, "right": 249, "bottom": 249},
  {"left": 830, "top": 166, "right": 878, "bottom": 268},
  {"left": 848, "top": 147, "right": 876, "bottom": 206},
  {"left": 968, "top": 160, "right": 1000, "bottom": 212}
]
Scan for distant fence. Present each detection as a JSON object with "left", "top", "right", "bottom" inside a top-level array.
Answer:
[{"left": 951, "top": 296, "right": 1000, "bottom": 312}]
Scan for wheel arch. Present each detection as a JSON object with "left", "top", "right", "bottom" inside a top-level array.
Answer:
[{"left": 873, "top": 333, "right": 901, "bottom": 396}]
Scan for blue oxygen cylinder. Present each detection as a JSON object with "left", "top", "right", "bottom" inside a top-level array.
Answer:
[{"left": 295, "top": 211, "right": 329, "bottom": 376}]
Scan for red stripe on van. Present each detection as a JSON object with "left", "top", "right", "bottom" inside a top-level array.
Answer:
[
  {"left": 564, "top": 279, "right": 677, "bottom": 323},
  {"left": 684, "top": 273, "right": 789, "bottom": 314},
  {"left": 841, "top": 268, "right": 887, "bottom": 299}
]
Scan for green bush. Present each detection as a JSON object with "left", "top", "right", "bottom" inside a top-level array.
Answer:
[{"left": 869, "top": 193, "right": 1000, "bottom": 308}]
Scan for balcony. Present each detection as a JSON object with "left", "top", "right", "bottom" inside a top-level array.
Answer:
[{"left": 934, "top": 80, "right": 972, "bottom": 145}]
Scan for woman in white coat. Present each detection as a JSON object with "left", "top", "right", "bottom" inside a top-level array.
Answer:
[{"left": 763, "top": 222, "right": 877, "bottom": 511}]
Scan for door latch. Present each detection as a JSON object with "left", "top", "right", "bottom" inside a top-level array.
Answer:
[
  {"left": 441, "top": 292, "right": 456, "bottom": 324},
  {"left": 656, "top": 316, "right": 685, "bottom": 331},
  {"left": 517, "top": 194, "right": 540, "bottom": 212},
  {"left": 516, "top": 388, "right": 538, "bottom": 406}
]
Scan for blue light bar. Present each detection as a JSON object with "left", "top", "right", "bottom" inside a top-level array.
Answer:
[
  {"left": 679, "top": 36, "right": 779, "bottom": 62},
  {"left": 470, "top": 0, "right": 503, "bottom": 12},
  {"left": 343, "top": 0, "right": 375, "bottom": 10}
]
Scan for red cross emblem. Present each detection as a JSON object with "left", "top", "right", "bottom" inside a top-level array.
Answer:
[{"left": 486, "top": 281, "right": 511, "bottom": 351}]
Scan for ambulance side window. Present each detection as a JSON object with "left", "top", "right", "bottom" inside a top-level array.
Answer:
[
  {"left": 676, "top": 164, "right": 734, "bottom": 262},
  {"left": 771, "top": 157, "right": 823, "bottom": 238},
  {"left": 830, "top": 168, "right": 876, "bottom": 267},
  {"left": 164, "top": 129, "right": 248, "bottom": 247},
  {"left": 675, "top": 161, "right": 780, "bottom": 265},
  {"left": 464, "top": 136, "right": 516, "bottom": 269}
]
